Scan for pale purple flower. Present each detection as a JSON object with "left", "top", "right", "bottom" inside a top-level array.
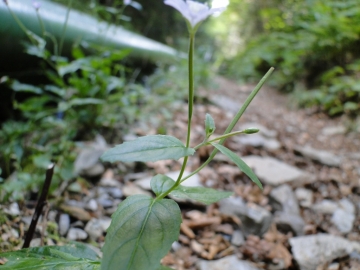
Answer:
[
  {"left": 3, "top": 0, "right": 8, "bottom": 5},
  {"left": 32, "top": 1, "right": 41, "bottom": 10},
  {"left": 124, "top": 0, "right": 131, "bottom": 5},
  {"left": 164, "top": 0, "right": 225, "bottom": 29}
]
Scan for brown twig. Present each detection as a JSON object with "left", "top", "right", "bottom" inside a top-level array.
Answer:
[{"left": 23, "top": 164, "right": 55, "bottom": 248}]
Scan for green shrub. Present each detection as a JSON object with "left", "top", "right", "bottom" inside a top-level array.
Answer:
[{"left": 224, "top": 0, "right": 360, "bottom": 115}]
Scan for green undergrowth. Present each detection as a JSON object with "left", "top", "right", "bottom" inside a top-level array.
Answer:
[{"left": 222, "top": 0, "right": 360, "bottom": 116}]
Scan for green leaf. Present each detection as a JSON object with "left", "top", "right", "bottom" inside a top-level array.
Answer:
[
  {"left": 11, "top": 80, "right": 43, "bottom": 94},
  {"left": 101, "top": 135, "right": 195, "bottom": 163},
  {"left": 151, "top": 174, "right": 233, "bottom": 205},
  {"left": 211, "top": 143, "right": 263, "bottom": 189},
  {"left": 151, "top": 174, "right": 175, "bottom": 196},
  {"left": 205, "top": 113, "right": 216, "bottom": 137},
  {"left": 0, "top": 245, "right": 101, "bottom": 270},
  {"left": 101, "top": 195, "right": 181, "bottom": 270}
]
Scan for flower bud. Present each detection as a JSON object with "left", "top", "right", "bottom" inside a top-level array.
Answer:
[{"left": 243, "top": 128, "right": 259, "bottom": 134}]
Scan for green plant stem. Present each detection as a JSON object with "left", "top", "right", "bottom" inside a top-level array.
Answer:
[
  {"left": 157, "top": 67, "right": 274, "bottom": 200},
  {"left": 6, "top": 5, "right": 36, "bottom": 44},
  {"left": 174, "top": 33, "right": 195, "bottom": 185},
  {"left": 194, "top": 130, "right": 246, "bottom": 150},
  {"left": 59, "top": 0, "right": 73, "bottom": 56},
  {"left": 156, "top": 34, "right": 195, "bottom": 201}
]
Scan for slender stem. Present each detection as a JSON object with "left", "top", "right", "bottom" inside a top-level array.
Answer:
[
  {"left": 36, "top": 11, "right": 46, "bottom": 37},
  {"left": 174, "top": 33, "right": 195, "bottom": 185},
  {"left": 59, "top": 0, "right": 73, "bottom": 56},
  {"left": 157, "top": 34, "right": 195, "bottom": 200},
  {"left": 6, "top": 5, "right": 36, "bottom": 44},
  {"left": 23, "top": 164, "right": 55, "bottom": 248}
]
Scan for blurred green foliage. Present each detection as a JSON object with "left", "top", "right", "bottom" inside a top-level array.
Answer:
[{"left": 220, "top": 0, "right": 360, "bottom": 115}]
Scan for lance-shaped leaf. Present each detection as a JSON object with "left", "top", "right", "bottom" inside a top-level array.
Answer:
[
  {"left": 211, "top": 143, "right": 263, "bottom": 189},
  {"left": 151, "top": 174, "right": 233, "bottom": 205},
  {"left": 101, "top": 195, "right": 182, "bottom": 270},
  {"left": 101, "top": 135, "right": 195, "bottom": 163},
  {"left": 205, "top": 113, "right": 216, "bottom": 137},
  {"left": 0, "top": 245, "right": 100, "bottom": 270}
]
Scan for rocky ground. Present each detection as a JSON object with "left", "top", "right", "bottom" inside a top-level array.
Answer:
[{"left": 2, "top": 76, "right": 360, "bottom": 270}]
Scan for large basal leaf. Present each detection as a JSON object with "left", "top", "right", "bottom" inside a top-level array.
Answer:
[
  {"left": 101, "top": 195, "right": 182, "bottom": 270},
  {"left": 0, "top": 245, "right": 100, "bottom": 270},
  {"left": 101, "top": 135, "right": 195, "bottom": 163},
  {"left": 211, "top": 143, "right": 263, "bottom": 189},
  {"left": 151, "top": 174, "right": 233, "bottom": 205}
]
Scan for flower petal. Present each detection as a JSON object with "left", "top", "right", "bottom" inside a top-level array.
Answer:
[{"left": 164, "top": 0, "right": 192, "bottom": 23}]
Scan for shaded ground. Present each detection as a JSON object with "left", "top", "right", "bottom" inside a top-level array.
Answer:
[{"left": 2, "top": 76, "right": 360, "bottom": 269}]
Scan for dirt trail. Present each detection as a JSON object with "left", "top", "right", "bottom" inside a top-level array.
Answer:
[{"left": 210, "top": 76, "right": 360, "bottom": 186}]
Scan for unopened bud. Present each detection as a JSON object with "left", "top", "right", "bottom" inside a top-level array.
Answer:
[{"left": 244, "top": 128, "right": 259, "bottom": 134}]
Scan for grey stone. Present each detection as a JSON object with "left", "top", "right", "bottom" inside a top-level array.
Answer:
[
  {"left": 123, "top": 182, "right": 152, "bottom": 197},
  {"left": 236, "top": 134, "right": 281, "bottom": 150},
  {"left": 108, "top": 188, "right": 123, "bottom": 199},
  {"left": 241, "top": 156, "right": 315, "bottom": 186},
  {"left": 74, "top": 135, "right": 107, "bottom": 176},
  {"left": 274, "top": 212, "right": 305, "bottom": 236},
  {"left": 295, "top": 188, "right": 313, "bottom": 208},
  {"left": 211, "top": 95, "right": 242, "bottom": 113},
  {"left": 99, "top": 177, "right": 120, "bottom": 187},
  {"left": 219, "top": 198, "right": 271, "bottom": 236},
  {"left": 59, "top": 213, "right": 70, "bottom": 236},
  {"left": 67, "top": 228, "right": 88, "bottom": 240},
  {"left": 289, "top": 234, "right": 360, "bottom": 270},
  {"left": 4, "top": 202, "right": 20, "bottom": 216},
  {"left": 219, "top": 197, "right": 247, "bottom": 217},
  {"left": 331, "top": 209, "right": 355, "bottom": 233},
  {"left": 294, "top": 146, "right": 341, "bottom": 167},
  {"left": 82, "top": 163, "right": 105, "bottom": 177},
  {"left": 97, "top": 197, "right": 114, "bottom": 209},
  {"left": 312, "top": 200, "right": 338, "bottom": 215},
  {"left": 231, "top": 230, "right": 245, "bottom": 246},
  {"left": 322, "top": 126, "right": 346, "bottom": 136},
  {"left": 85, "top": 218, "right": 104, "bottom": 240},
  {"left": 270, "top": 184, "right": 300, "bottom": 215},
  {"left": 197, "top": 255, "right": 260, "bottom": 270},
  {"left": 86, "top": 199, "right": 98, "bottom": 211},
  {"left": 338, "top": 198, "right": 355, "bottom": 214},
  {"left": 98, "top": 217, "right": 111, "bottom": 232}
]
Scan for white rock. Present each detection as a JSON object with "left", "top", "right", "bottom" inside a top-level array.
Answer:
[
  {"left": 270, "top": 184, "right": 300, "bottom": 215},
  {"left": 85, "top": 218, "right": 104, "bottom": 240},
  {"left": 295, "top": 188, "right": 313, "bottom": 208},
  {"left": 294, "top": 146, "right": 341, "bottom": 167},
  {"left": 338, "top": 198, "right": 355, "bottom": 214},
  {"left": 331, "top": 209, "right": 355, "bottom": 233},
  {"left": 231, "top": 230, "right": 245, "bottom": 246},
  {"left": 59, "top": 213, "right": 70, "bottom": 236},
  {"left": 197, "top": 255, "right": 260, "bottom": 270},
  {"left": 290, "top": 234, "right": 360, "bottom": 270},
  {"left": 242, "top": 156, "right": 315, "bottom": 186},
  {"left": 312, "top": 200, "right": 338, "bottom": 215},
  {"left": 4, "top": 202, "right": 20, "bottom": 216},
  {"left": 322, "top": 126, "right": 346, "bottom": 136},
  {"left": 86, "top": 199, "right": 98, "bottom": 211},
  {"left": 67, "top": 228, "right": 88, "bottom": 240}
]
